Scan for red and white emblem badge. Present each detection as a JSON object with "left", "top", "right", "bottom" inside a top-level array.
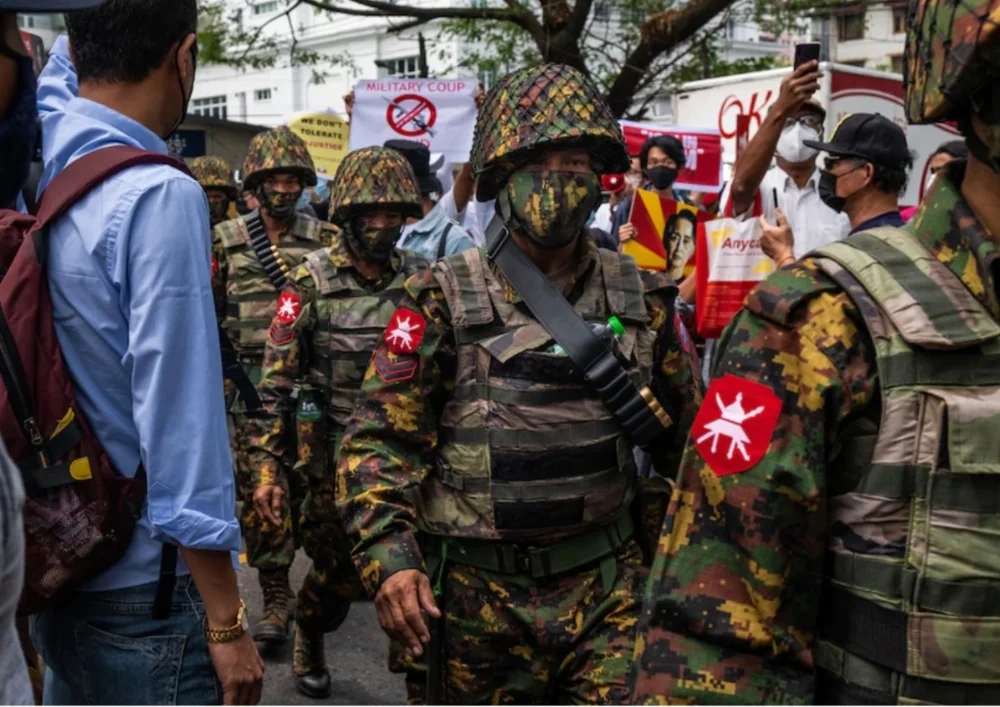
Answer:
[
  {"left": 276, "top": 292, "right": 302, "bottom": 324},
  {"left": 384, "top": 308, "right": 426, "bottom": 355},
  {"left": 693, "top": 374, "right": 781, "bottom": 477}
]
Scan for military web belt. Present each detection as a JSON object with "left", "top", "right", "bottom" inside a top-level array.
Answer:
[{"left": 485, "top": 217, "right": 671, "bottom": 449}]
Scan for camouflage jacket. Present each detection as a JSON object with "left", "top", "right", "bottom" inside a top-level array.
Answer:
[
  {"left": 336, "top": 237, "right": 703, "bottom": 595},
  {"left": 247, "top": 235, "right": 428, "bottom": 489},
  {"left": 631, "top": 163, "right": 1000, "bottom": 704},
  {"left": 212, "top": 211, "right": 336, "bottom": 365}
]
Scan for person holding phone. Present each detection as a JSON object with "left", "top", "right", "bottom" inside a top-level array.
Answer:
[{"left": 724, "top": 53, "right": 851, "bottom": 263}]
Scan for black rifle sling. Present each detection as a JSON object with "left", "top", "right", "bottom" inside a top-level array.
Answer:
[
  {"left": 246, "top": 211, "right": 289, "bottom": 290},
  {"left": 485, "top": 217, "right": 671, "bottom": 449}
]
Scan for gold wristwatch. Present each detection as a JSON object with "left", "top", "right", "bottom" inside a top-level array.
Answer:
[{"left": 204, "top": 600, "right": 249, "bottom": 644}]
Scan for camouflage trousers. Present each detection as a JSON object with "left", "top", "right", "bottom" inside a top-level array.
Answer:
[
  {"left": 231, "top": 412, "right": 305, "bottom": 571},
  {"left": 428, "top": 539, "right": 644, "bottom": 705},
  {"left": 295, "top": 479, "right": 365, "bottom": 633}
]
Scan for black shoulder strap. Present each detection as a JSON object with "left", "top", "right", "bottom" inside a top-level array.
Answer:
[
  {"left": 218, "top": 324, "right": 264, "bottom": 418},
  {"left": 437, "top": 222, "right": 454, "bottom": 261},
  {"left": 245, "top": 212, "right": 288, "bottom": 290},
  {"left": 485, "top": 217, "right": 672, "bottom": 449}
]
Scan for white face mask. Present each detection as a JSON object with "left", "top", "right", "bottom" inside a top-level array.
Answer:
[
  {"left": 925, "top": 173, "right": 936, "bottom": 192},
  {"left": 776, "top": 123, "right": 821, "bottom": 164}
]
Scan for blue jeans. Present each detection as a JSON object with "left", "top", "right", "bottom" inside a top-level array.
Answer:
[{"left": 30, "top": 576, "right": 222, "bottom": 705}]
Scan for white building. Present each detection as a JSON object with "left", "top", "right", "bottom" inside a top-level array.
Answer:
[
  {"left": 15, "top": 12, "right": 64, "bottom": 49},
  {"left": 811, "top": 1, "right": 908, "bottom": 72},
  {"left": 191, "top": 3, "right": 469, "bottom": 127},
  {"left": 19, "top": 2, "right": 813, "bottom": 126}
]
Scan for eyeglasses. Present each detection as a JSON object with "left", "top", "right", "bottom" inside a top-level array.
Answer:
[
  {"left": 825, "top": 155, "right": 869, "bottom": 171},
  {"left": 784, "top": 115, "right": 824, "bottom": 131}
]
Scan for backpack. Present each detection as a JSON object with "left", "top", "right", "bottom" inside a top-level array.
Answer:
[{"left": 0, "top": 146, "right": 198, "bottom": 615}]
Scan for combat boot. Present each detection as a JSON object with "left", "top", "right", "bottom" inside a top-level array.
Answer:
[
  {"left": 253, "top": 568, "right": 292, "bottom": 644},
  {"left": 293, "top": 626, "right": 331, "bottom": 698}
]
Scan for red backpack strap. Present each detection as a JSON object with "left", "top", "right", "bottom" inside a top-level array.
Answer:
[{"left": 34, "top": 146, "right": 193, "bottom": 228}]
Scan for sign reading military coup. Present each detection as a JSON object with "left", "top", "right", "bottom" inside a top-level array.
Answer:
[{"left": 348, "top": 78, "right": 478, "bottom": 161}]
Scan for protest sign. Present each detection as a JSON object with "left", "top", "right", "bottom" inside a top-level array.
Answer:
[
  {"left": 695, "top": 217, "right": 775, "bottom": 338},
  {"left": 619, "top": 121, "right": 723, "bottom": 192},
  {"left": 289, "top": 112, "right": 350, "bottom": 178},
  {"left": 625, "top": 192, "right": 711, "bottom": 280},
  {"left": 349, "top": 79, "right": 477, "bottom": 161}
]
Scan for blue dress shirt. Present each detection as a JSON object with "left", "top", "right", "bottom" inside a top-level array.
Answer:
[
  {"left": 397, "top": 202, "right": 476, "bottom": 261},
  {"left": 36, "top": 37, "right": 239, "bottom": 591}
]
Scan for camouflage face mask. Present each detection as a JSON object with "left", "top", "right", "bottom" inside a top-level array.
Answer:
[
  {"left": 257, "top": 185, "right": 301, "bottom": 222},
  {"left": 346, "top": 217, "right": 399, "bottom": 263},
  {"left": 498, "top": 168, "right": 601, "bottom": 250},
  {"left": 208, "top": 199, "right": 230, "bottom": 227}
]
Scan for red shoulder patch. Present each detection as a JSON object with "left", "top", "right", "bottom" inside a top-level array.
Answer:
[
  {"left": 384, "top": 308, "right": 426, "bottom": 355},
  {"left": 374, "top": 348, "right": 418, "bottom": 383},
  {"left": 692, "top": 374, "right": 782, "bottom": 477},
  {"left": 211, "top": 256, "right": 219, "bottom": 278},
  {"left": 276, "top": 292, "right": 302, "bottom": 324}
]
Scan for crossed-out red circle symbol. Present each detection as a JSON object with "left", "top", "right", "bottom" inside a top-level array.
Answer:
[{"left": 386, "top": 93, "right": 438, "bottom": 137}]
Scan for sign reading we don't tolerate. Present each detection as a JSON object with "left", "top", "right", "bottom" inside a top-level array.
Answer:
[{"left": 349, "top": 79, "right": 478, "bottom": 161}]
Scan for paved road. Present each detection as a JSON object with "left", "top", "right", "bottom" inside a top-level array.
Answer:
[{"left": 238, "top": 552, "right": 406, "bottom": 705}]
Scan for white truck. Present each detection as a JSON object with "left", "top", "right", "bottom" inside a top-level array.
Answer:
[{"left": 671, "top": 62, "right": 962, "bottom": 207}]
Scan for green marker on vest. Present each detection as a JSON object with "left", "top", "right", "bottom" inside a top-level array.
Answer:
[{"left": 550, "top": 316, "right": 624, "bottom": 356}]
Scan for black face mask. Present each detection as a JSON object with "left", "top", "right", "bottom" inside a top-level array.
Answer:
[
  {"left": 818, "top": 169, "right": 847, "bottom": 213},
  {"left": 647, "top": 165, "right": 679, "bottom": 191},
  {"left": 165, "top": 40, "right": 196, "bottom": 140},
  {"left": 0, "top": 48, "right": 37, "bottom": 208}
]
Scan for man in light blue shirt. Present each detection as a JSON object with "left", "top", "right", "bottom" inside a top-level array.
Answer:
[
  {"left": 384, "top": 139, "right": 475, "bottom": 260},
  {"left": 27, "top": 2, "right": 263, "bottom": 704}
]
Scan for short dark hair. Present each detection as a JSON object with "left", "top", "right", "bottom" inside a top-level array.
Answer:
[
  {"left": 67, "top": 0, "right": 198, "bottom": 84},
  {"left": 640, "top": 135, "right": 686, "bottom": 171},
  {"left": 849, "top": 153, "right": 914, "bottom": 196},
  {"left": 932, "top": 140, "right": 969, "bottom": 161}
]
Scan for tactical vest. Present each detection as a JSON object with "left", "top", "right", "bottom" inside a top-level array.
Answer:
[
  {"left": 215, "top": 212, "right": 331, "bottom": 370},
  {"left": 300, "top": 245, "right": 428, "bottom": 434},
  {"left": 813, "top": 227, "right": 1000, "bottom": 704},
  {"left": 415, "top": 248, "right": 660, "bottom": 545}
]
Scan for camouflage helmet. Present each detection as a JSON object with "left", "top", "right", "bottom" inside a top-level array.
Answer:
[
  {"left": 328, "top": 147, "right": 422, "bottom": 223},
  {"left": 242, "top": 126, "right": 318, "bottom": 191},
  {"left": 471, "top": 63, "right": 630, "bottom": 200},
  {"left": 905, "top": 0, "right": 1000, "bottom": 123},
  {"left": 189, "top": 156, "right": 237, "bottom": 200}
]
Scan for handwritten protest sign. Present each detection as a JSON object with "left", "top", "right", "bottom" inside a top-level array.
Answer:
[{"left": 289, "top": 112, "right": 350, "bottom": 178}]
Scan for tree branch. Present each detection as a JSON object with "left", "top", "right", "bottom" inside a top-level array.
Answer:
[
  {"left": 604, "top": 0, "right": 731, "bottom": 116},
  {"left": 567, "top": 0, "right": 595, "bottom": 37},
  {"left": 302, "top": 0, "right": 519, "bottom": 23},
  {"left": 238, "top": 0, "right": 303, "bottom": 63}
]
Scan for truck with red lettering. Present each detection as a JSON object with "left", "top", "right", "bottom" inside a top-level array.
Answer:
[{"left": 671, "top": 62, "right": 960, "bottom": 207}]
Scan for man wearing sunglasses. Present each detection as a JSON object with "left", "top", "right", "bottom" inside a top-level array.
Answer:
[{"left": 762, "top": 113, "right": 913, "bottom": 268}]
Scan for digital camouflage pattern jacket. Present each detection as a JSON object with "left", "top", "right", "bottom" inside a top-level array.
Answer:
[
  {"left": 212, "top": 211, "right": 336, "bottom": 366},
  {"left": 631, "top": 161, "right": 1000, "bottom": 704},
  {"left": 247, "top": 234, "right": 427, "bottom": 489},
  {"left": 335, "top": 237, "right": 703, "bottom": 596}
]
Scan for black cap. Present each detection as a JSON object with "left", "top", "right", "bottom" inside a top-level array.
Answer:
[
  {"left": 803, "top": 113, "right": 909, "bottom": 166},
  {"left": 383, "top": 139, "right": 442, "bottom": 196},
  {"left": 0, "top": 0, "right": 104, "bottom": 10}
]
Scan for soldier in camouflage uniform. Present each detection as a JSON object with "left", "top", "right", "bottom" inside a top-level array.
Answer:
[
  {"left": 335, "top": 64, "right": 702, "bottom": 704},
  {"left": 249, "top": 146, "right": 429, "bottom": 698},
  {"left": 632, "top": 1, "right": 1000, "bottom": 703},
  {"left": 190, "top": 155, "right": 237, "bottom": 227},
  {"left": 212, "top": 126, "right": 336, "bottom": 645}
]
